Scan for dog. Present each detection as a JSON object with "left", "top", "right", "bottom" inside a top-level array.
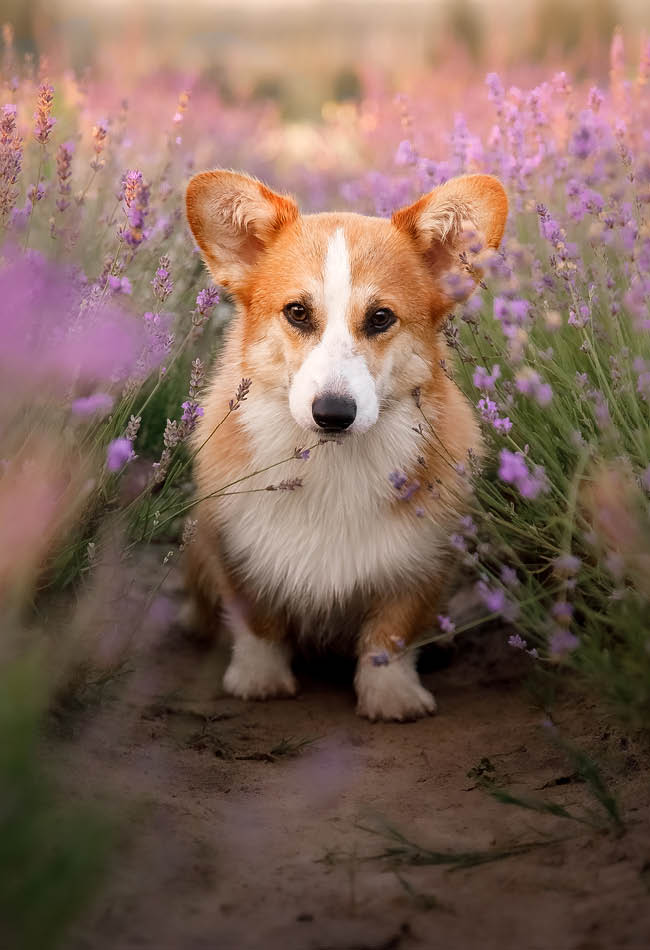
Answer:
[{"left": 184, "top": 169, "right": 507, "bottom": 721}]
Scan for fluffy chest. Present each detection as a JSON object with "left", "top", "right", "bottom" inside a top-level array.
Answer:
[{"left": 212, "top": 399, "right": 448, "bottom": 608}]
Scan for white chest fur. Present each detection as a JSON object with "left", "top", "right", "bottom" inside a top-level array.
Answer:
[{"left": 210, "top": 395, "right": 448, "bottom": 611}]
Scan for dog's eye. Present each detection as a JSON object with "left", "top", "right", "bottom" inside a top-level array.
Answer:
[
  {"left": 283, "top": 302, "right": 310, "bottom": 327},
  {"left": 366, "top": 307, "right": 396, "bottom": 335}
]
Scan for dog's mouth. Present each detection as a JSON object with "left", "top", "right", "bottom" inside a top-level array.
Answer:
[{"left": 317, "top": 429, "right": 350, "bottom": 442}]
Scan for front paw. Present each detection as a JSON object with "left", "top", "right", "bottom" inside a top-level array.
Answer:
[
  {"left": 355, "top": 654, "right": 436, "bottom": 722},
  {"left": 223, "top": 636, "right": 297, "bottom": 701}
]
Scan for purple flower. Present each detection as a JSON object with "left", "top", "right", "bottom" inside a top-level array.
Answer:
[
  {"left": 477, "top": 397, "right": 512, "bottom": 433},
  {"left": 450, "top": 532, "right": 467, "bottom": 552},
  {"left": 107, "top": 275, "right": 132, "bottom": 295},
  {"left": 192, "top": 286, "right": 220, "bottom": 328},
  {"left": 515, "top": 369, "right": 553, "bottom": 407},
  {"left": 569, "top": 110, "right": 599, "bottom": 160},
  {"left": 500, "top": 566, "right": 519, "bottom": 588},
  {"left": 71, "top": 393, "right": 114, "bottom": 417},
  {"left": 459, "top": 515, "right": 477, "bottom": 536},
  {"left": 0, "top": 247, "right": 149, "bottom": 385},
  {"left": 549, "top": 628, "right": 580, "bottom": 657},
  {"left": 498, "top": 449, "right": 528, "bottom": 484},
  {"left": 394, "top": 139, "right": 417, "bottom": 166},
  {"left": 486, "top": 72, "right": 504, "bottom": 111},
  {"left": 151, "top": 255, "right": 173, "bottom": 302},
  {"left": 473, "top": 364, "right": 501, "bottom": 391},
  {"left": 121, "top": 170, "right": 150, "bottom": 247},
  {"left": 498, "top": 449, "right": 549, "bottom": 500},
  {"left": 476, "top": 580, "right": 518, "bottom": 617},
  {"left": 508, "top": 633, "right": 527, "bottom": 650},
  {"left": 389, "top": 469, "right": 420, "bottom": 500},
  {"left": 508, "top": 634, "right": 538, "bottom": 658},
  {"left": 180, "top": 400, "right": 204, "bottom": 433},
  {"left": 437, "top": 614, "right": 456, "bottom": 635},
  {"left": 106, "top": 437, "right": 133, "bottom": 471}
]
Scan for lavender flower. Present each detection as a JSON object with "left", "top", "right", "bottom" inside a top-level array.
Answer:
[
  {"left": 151, "top": 255, "right": 173, "bottom": 303},
  {"left": 500, "top": 566, "right": 519, "bottom": 588},
  {"left": 508, "top": 633, "right": 527, "bottom": 650},
  {"left": 180, "top": 399, "right": 204, "bottom": 433},
  {"left": 266, "top": 478, "right": 304, "bottom": 492},
  {"left": 121, "top": 169, "right": 150, "bottom": 247},
  {"left": 498, "top": 449, "right": 549, "bottom": 500},
  {"left": 71, "top": 392, "right": 114, "bottom": 417},
  {"left": 34, "top": 81, "right": 55, "bottom": 145},
  {"left": 124, "top": 415, "right": 141, "bottom": 442},
  {"left": 394, "top": 139, "right": 417, "bottom": 166},
  {"left": 90, "top": 120, "right": 108, "bottom": 171},
  {"left": 476, "top": 581, "right": 506, "bottom": 614},
  {"left": 389, "top": 469, "right": 420, "bottom": 500},
  {"left": 55, "top": 141, "right": 74, "bottom": 213},
  {"left": 473, "top": 364, "right": 501, "bottom": 391},
  {"left": 229, "top": 377, "right": 252, "bottom": 410},
  {"left": 477, "top": 397, "right": 512, "bottom": 433},
  {"left": 0, "top": 104, "right": 23, "bottom": 222},
  {"left": 437, "top": 614, "right": 456, "bottom": 635},
  {"left": 508, "top": 634, "right": 538, "bottom": 658},
  {"left": 106, "top": 437, "right": 133, "bottom": 471},
  {"left": 192, "top": 286, "right": 220, "bottom": 328},
  {"left": 549, "top": 628, "right": 580, "bottom": 658},
  {"left": 515, "top": 368, "right": 553, "bottom": 406}
]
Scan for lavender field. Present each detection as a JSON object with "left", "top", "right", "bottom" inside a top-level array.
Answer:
[{"left": 2, "top": 6, "right": 650, "bottom": 948}]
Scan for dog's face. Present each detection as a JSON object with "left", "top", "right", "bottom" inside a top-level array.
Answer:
[{"left": 186, "top": 171, "right": 507, "bottom": 435}]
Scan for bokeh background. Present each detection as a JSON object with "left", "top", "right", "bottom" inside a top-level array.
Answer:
[
  {"left": 2, "top": 2, "right": 650, "bottom": 948},
  {"left": 7, "top": 0, "right": 650, "bottom": 115}
]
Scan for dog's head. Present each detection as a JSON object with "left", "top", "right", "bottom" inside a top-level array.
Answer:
[{"left": 186, "top": 170, "right": 507, "bottom": 435}]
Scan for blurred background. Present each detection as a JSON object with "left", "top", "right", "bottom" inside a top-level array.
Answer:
[{"left": 4, "top": 0, "right": 649, "bottom": 119}]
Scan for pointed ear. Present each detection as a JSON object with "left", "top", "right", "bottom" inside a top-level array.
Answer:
[
  {"left": 186, "top": 170, "right": 299, "bottom": 291},
  {"left": 391, "top": 174, "right": 508, "bottom": 303}
]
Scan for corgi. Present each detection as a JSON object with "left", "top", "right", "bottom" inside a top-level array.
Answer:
[{"left": 184, "top": 169, "right": 507, "bottom": 721}]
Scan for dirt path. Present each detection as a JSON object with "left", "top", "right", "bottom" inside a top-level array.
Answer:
[{"left": 60, "top": 624, "right": 650, "bottom": 950}]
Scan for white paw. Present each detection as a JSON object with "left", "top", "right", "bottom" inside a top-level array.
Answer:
[
  {"left": 223, "top": 628, "right": 297, "bottom": 700},
  {"left": 355, "top": 653, "right": 436, "bottom": 722}
]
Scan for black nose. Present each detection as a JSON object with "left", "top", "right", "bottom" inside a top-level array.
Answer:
[{"left": 312, "top": 394, "right": 357, "bottom": 431}]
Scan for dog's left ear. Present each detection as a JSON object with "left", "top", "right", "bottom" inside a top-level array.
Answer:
[{"left": 392, "top": 174, "right": 508, "bottom": 302}]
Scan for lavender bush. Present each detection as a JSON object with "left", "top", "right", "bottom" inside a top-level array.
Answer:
[
  {"left": 1, "top": 29, "right": 650, "bottom": 728},
  {"left": 1, "top": 19, "right": 650, "bottom": 948}
]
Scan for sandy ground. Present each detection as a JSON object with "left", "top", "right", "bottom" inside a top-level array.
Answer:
[{"left": 53, "top": 600, "right": 650, "bottom": 950}]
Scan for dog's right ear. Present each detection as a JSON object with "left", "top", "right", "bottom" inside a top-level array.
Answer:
[{"left": 186, "top": 170, "right": 299, "bottom": 291}]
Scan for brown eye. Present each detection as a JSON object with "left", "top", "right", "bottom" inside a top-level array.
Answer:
[
  {"left": 283, "top": 301, "right": 310, "bottom": 328},
  {"left": 366, "top": 307, "right": 396, "bottom": 335}
]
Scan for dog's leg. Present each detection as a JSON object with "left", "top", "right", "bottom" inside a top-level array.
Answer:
[
  {"left": 184, "top": 520, "right": 296, "bottom": 699},
  {"left": 222, "top": 600, "right": 297, "bottom": 700},
  {"left": 355, "top": 591, "right": 437, "bottom": 722}
]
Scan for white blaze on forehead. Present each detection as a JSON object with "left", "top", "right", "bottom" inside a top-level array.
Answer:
[
  {"left": 323, "top": 227, "right": 352, "bottom": 343},
  {"left": 287, "top": 226, "right": 380, "bottom": 432}
]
